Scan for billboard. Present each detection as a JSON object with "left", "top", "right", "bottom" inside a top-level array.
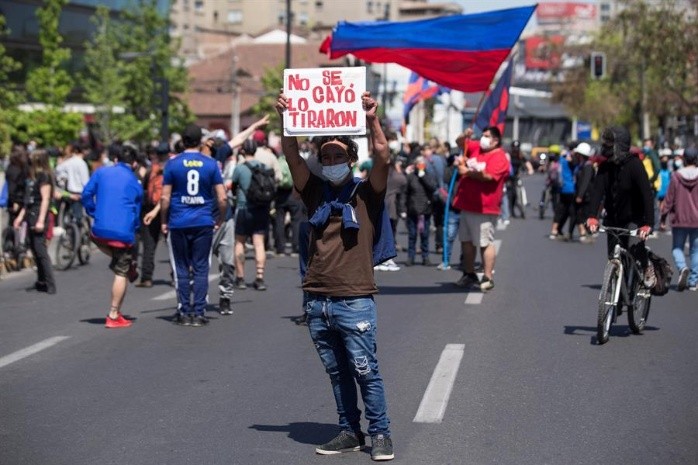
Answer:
[
  {"left": 524, "top": 35, "right": 565, "bottom": 70},
  {"left": 536, "top": 2, "right": 597, "bottom": 24}
]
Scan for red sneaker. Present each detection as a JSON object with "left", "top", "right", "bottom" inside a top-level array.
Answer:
[
  {"left": 127, "top": 263, "right": 139, "bottom": 283},
  {"left": 105, "top": 314, "right": 133, "bottom": 328}
]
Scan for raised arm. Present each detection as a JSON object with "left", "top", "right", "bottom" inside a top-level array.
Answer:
[
  {"left": 365, "top": 92, "right": 390, "bottom": 194},
  {"left": 228, "top": 114, "right": 270, "bottom": 149},
  {"left": 276, "top": 89, "right": 310, "bottom": 192}
]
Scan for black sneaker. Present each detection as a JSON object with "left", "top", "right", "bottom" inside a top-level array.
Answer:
[
  {"left": 370, "top": 434, "right": 394, "bottom": 461},
  {"left": 315, "top": 430, "right": 365, "bottom": 455},
  {"left": 191, "top": 315, "right": 209, "bottom": 327},
  {"left": 253, "top": 278, "right": 267, "bottom": 291},
  {"left": 678, "top": 267, "right": 689, "bottom": 291},
  {"left": 219, "top": 298, "right": 233, "bottom": 315},
  {"left": 174, "top": 313, "right": 192, "bottom": 326},
  {"left": 455, "top": 272, "right": 480, "bottom": 288},
  {"left": 422, "top": 257, "right": 432, "bottom": 266},
  {"left": 234, "top": 277, "right": 247, "bottom": 290}
]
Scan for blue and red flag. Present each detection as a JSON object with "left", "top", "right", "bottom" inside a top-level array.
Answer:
[
  {"left": 474, "top": 59, "right": 514, "bottom": 135},
  {"left": 319, "top": 6, "right": 535, "bottom": 93},
  {"left": 403, "top": 72, "right": 448, "bottom": 123}
]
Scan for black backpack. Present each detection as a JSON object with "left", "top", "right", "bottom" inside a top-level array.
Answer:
[
  {"left": 245, "top": 162, "right": 276, "bottom": 206},
  {"left": 647, "top": 250, "right": 673, "bottom": 296}
]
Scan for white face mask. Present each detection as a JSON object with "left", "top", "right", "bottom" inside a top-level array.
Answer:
[
  {"left": 322, "top": 163, "right": 351, "bottom": 184},
  {"left": 479, "top": 136, "right": 492, "bottom": 151}
]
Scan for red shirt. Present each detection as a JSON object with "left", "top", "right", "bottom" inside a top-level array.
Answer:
[{"left": 452, "top": 140, "right": 510, "bottom": 215}]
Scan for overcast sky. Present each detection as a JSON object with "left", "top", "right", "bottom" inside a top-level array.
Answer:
[
  {"left": 448, "top": 0, "right": 597, "bottom": 32},
  {"left": 451, "top": 0, "right": 595, "bottom": 14}
]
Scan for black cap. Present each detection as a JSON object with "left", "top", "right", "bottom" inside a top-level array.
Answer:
[{"left": 155, "top": 141, "right": 170, "bottom": 156}]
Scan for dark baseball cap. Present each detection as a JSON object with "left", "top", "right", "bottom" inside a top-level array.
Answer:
[{"left": 155, "top": 141, "right": 170, "bottom": 156}]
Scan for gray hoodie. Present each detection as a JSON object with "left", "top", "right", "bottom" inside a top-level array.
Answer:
[{"left": 661, "top": 165, "right": 698, "bottom": 228}]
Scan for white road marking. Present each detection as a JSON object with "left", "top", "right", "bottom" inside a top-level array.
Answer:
[
  {"left": 152, "top": 274, "right": 218, "bottom": 301},
  {"left": 0, "top": 336, "right": 70, "bottom": 369},
  {"left": 414, "top": 344, "right": 465, "bottom": 423}
]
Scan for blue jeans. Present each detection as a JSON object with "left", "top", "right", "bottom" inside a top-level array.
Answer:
[
  {"left": 444, "top": 209, "right": 460, "bottom": 266},
  {"left": 406, "top": 213, "right": 430, "bottom": 261},
  {"left": 306, "top": 294, "right": 391, "bottom": 436},
  {"left": 671, "top": 227, "right": 698, "bottom": 286}
]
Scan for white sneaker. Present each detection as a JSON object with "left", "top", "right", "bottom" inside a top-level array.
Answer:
[
  {"left": 383, "top": 259, "right": 401, "bottom": 271},
  {"left": 374, "top": 264, "right": 389, "bottom": 271},
  {"left": 436, "top": 262, "right": 452, "bottom": 270}
]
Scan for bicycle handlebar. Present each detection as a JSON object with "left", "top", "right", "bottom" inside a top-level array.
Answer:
[{"left": 598, "top": 226, "right": 639, "bottom": 236}]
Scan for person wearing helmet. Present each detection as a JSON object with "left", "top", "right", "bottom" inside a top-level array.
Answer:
[
  {"left": 572, "top": 142, "right": 594, "bottom": 243},
  {"left": 586, "top": 126, "right": 654, "bottom": 303}
]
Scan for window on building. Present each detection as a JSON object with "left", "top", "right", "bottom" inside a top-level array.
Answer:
[
  {"left": 213, "top": 11, "right": 218, "bottom": 22},
  {"left": 367, "top": 1, "right": 373, "bottom": 14},
  {"left": 600, "top": 4, "right": 610, "bottom": 12},
  {"left": 195, "top": 0, "right": 204, "bottom": 12},
  {"left": 298, "top": 12, "right": 308, "bottom": 26},
  {"left": 315, "top": 1, "right": 323, "bottom": 10},
  {"left": 227, "top": 10, "right": 243, "bottom": 24}
]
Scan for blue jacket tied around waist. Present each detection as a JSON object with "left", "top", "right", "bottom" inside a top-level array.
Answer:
[{"left": 308, "top": 177, "right": 396, "bottom": 267}]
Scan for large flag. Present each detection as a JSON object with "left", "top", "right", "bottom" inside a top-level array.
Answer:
[
  {"left": 403, "top": 72, "right": 448, "bottom": 123},
  {"left": 474, "top": 59, "right": 514, "bottom": 135},
  {"left": 319, "top": 6, "right": 535, "bottom": 93}
]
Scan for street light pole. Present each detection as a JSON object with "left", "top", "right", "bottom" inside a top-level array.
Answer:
[{"left": 285, "top": 0, "right": 292, "bottom": 69}]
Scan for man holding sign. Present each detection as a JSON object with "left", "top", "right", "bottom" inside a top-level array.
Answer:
[{"left": 276, "top": 69, "right": 394, "bottom": 461}]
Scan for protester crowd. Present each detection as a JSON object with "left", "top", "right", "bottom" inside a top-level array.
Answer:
[{"left": 2, "top": 102, "right": 698, "bottom": 462}]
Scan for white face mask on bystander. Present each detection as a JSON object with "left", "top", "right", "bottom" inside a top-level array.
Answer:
[{"left": 479, "top": 136, "right": 492, "bottom": 151}]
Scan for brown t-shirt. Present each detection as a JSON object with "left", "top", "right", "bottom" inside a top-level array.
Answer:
[{"left": 301, "top": 174, "right": 385, "bottom": 297}]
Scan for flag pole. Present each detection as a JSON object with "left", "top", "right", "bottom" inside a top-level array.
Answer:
[{"left": 468, "top": 46, "right": 519, "bottom": 129}]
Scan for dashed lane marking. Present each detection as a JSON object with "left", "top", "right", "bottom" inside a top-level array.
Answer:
[
  {"left": 0, "top": 336, "right": 70, "bottom": 369},
  {"left": 413, "top": 344, "right": 465, "bottom": 423},
  {"left": 152, "top": 274, "right": 218, "bottom": 301}
]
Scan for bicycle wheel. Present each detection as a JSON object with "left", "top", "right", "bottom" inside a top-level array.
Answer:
[
  {"left": 54, "top": 224, "right": 77, "bottom": 271},
  {"left": 628, "top": 284, "right": 652, "bottom": 334},
  {"left": 597, "top": 260, "right": 620, "bottom": 344},
  {"left": 77, "top": 232, "right": 91, "bottom": 265}
]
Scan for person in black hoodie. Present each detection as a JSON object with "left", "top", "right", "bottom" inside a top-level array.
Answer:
[
  {"left": 586, "top": 126, "right": 654, "bottom": 297},
  {"left": 404, "top": 155, "right": 437, "bottom": 266}
]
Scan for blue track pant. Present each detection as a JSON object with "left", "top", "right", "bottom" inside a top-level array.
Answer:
[{"left": 168, "top": 227, "right": 213, "bottom": 316}]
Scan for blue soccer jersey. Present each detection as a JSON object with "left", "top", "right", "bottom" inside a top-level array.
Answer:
[{"left": 163, "top": 151, "right": 223, "bottom": 229}]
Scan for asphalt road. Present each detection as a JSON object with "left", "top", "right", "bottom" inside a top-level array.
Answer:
[{"left": 1, "top": 174, "right": 696, "bottom": 465}]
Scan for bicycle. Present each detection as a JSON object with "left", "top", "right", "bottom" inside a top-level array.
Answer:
[
  {"left": 596, "top": 226, "right": 652, "bottom": 344},
  {"left": 53, "top": 198, "right": 92, "bottom": 270}
]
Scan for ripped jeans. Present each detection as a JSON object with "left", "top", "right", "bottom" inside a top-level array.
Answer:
[{"left": 306, "top": 294, "right": 391, "bottom": 436}]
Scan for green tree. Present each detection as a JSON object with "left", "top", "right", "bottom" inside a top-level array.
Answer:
[
  {"left": 81, "top": 6, "right": 148, "bottom": 144},
  {"left": 0, "top": 15, "right": 22, "bottom": 155},
  {"left": 25, "top": 0, "right": 74, "bottom": 106},
  {"left": 552, "top": 0, "right": 698, "bottom": 138},
  {"left": 15, "top": 0, "right": 83, "bottom": 147},
  {"left": 113, "top": 0, "right": 191, "bottom": 143},
  {"left": 251, "top": 65, "right": 284, "bottom": 133}
]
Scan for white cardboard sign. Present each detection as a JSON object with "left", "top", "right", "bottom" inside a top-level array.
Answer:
[{"left": 283, "top": 66, "right": 366, "bottom": 137}]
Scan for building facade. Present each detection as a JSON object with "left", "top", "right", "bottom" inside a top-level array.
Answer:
[{"left": 0, "top": 0, "right": 169, "bottom": 91}]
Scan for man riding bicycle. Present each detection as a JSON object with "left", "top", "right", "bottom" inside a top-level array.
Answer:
[{"left": 586, "top": 126, "right": 655, "bottom": 299}]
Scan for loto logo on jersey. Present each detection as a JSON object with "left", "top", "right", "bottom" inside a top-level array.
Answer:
[{"left": 183, "top": 160, "right": 204, "bottom": 168}]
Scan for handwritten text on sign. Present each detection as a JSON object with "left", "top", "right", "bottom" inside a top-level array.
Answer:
[{"left": 283, "top": 67, "right": 366, "bottom": 137}]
